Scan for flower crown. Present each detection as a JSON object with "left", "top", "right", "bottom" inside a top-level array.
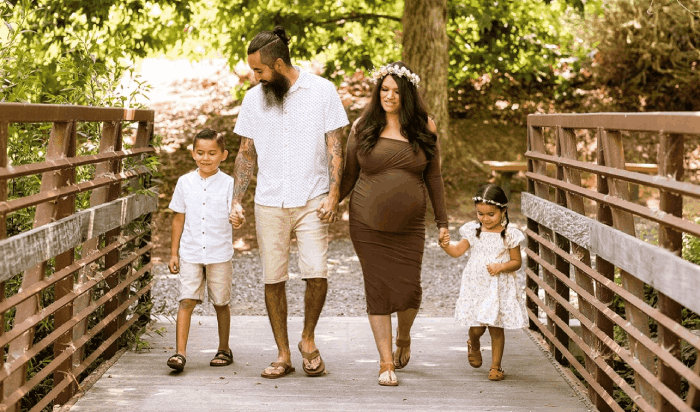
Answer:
[
  {"left": 473, "top": 196, "right": 508, "bottom": 208},
  {"left": 370, "top": 64, "right": 420, "bottom": 86}
]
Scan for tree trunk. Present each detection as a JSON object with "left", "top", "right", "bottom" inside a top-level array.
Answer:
[{"left": 402, "top": 0, "right": 449, "bottom": 143}]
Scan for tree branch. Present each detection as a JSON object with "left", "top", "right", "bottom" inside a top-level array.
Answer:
[{"left": 315, "top": 13, "right": 402, "bottom": 25}]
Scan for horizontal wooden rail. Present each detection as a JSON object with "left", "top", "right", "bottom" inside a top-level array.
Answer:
[
  {"left": 0, "top": 232, "right": 141, "bottom": 314},
  {"left": 527, "top": 112, "right": 700, "bottom": 134},
  {"left": 526, "top": 308, "right": 627, "bottom": 412},
  {"left": 0, "top": 243, "right": 152, "bottom": 349},
  {"left": 524, "top": 151, "right": 700, "bottom": 198},
  {"left": 0, "top": 262, "right": 151, "bottom": 385},
  {"left": 525, "top": 246, "right": 700, "bottom": 390},
  {"left": 484, "top": 159, "right": 660, "bottom": 175},
  {"left": 0, "top": 165, "right": 151, "bottom": 214},
  {"left": 525, "top": 172, "right": 700, "bottom": 239},
  {"left": 526, "top": 292, "right": 659, "bottom": 412},
  {"left": 0, "top": 147, "right": 154, "bottom": 180},
  {"left": 0, "top": 103, "right": 154, "bottom": 122},
  {"left": 523, "top": 193, "right": 700, "bottom": 336},
  {"left": 6, "top": 278, "right": 151, "bottom": 412},
  {"left": 0, "top": 189, "right": 157, "bottom": 280}
]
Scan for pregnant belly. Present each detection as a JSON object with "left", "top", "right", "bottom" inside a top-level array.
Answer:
[{"left": 350, "top": 171, "right": 426, "bottom": 232}]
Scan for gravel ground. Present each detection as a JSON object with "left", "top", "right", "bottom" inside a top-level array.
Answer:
[{"left": 151, "top": 225, "right": 527, "bottom": 318}]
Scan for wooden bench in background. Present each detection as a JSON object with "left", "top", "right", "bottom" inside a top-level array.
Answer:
[{"left": 483, "top": 160, "right": 658, "bottom": 198}]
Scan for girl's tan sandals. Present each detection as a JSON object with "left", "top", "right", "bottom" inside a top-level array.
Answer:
[
  {"left": 378, "top": 361, "right": 398, "bottom": 386},
  {"left": 467, "top": 340, "right": 482, "bottom": 368},
  {"left": 488, "top": 366, "right": 505, "bottom": 381}
]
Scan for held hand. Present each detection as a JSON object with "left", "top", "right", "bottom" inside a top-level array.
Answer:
[
  {"left": 316, "top": 196, "right": 339, "bottom": 223},
  {"left": 438, "top": 227, "right": 450, "bottom": 248},
  {"left": 486, "top": 263, "right": 501, "bottom": 276},
  {"left": 229, "top": 203, "right": 246, "bottom": 229},
  {"left": 168, "top": 256, "right": 180, "bottom": 274}
]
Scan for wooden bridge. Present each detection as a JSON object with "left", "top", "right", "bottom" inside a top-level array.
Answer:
[{"left": 1, "top": 105, "right": 699, "bottom": 411}]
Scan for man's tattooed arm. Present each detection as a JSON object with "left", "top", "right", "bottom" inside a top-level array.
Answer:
[
  {"left": 229, "top": 135, "right": 257, "bottom": 228},
  {"left": 325, "top": 126, "right": 345, "bottom": 204},
  {"left": 233, "top": 135, "right": 257, "bottom": 204}
]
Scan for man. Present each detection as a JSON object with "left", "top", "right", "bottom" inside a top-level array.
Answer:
[{"left": 229, "top": 26, "right": 348, "bottom": 379}]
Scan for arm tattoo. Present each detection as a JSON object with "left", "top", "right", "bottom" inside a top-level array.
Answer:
[
  {"left": 325, "top": 126, "right": 345, "bottom": 199},
  {"left": 233, "top": 135, "right": 257, "bottom": 203}
]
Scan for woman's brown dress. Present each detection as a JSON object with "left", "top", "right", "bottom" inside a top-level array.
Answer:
[{"left": 339, "top": 133, "right": 448, "bottom": 315}]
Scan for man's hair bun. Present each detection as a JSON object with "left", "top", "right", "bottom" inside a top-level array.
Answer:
[{"left": 273, "top": 26, "right": 290, "bottom": 45}]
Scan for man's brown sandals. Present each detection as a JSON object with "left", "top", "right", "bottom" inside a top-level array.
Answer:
[
  {"left": 261, "top": 361, "right": 295, "bottom": 379},
  {"left": 298, "top": 342, "right": 326, "bottom": 376}
]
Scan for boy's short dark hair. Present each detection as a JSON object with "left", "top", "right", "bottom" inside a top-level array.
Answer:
[
  {"left": 247, "top": 26, "right": 292, "bottom": 68},
  {"left": 193, "top": 129, "right": 225, "bottom": 152}
]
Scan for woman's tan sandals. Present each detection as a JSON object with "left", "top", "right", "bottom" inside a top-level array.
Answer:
[
  {"left": 488, "top": 366, "right": 505, "bottom": 381},
  {"left": 393, "top": 336, "right": 411, "bottom": 369},
  {"left": 378, "top": 362, "right": 398, "bottom": 386},
  {"left": 467, "top": 340, "right": 482, "bottom": 368}
]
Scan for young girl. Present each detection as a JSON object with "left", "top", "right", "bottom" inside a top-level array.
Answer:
[{"left": 440, "top": 183, "right": 526, "bottom": 381}]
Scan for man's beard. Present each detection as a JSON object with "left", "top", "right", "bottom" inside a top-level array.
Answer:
[{"left": 261, "top": 69, "right": 290, "bottom": 108}]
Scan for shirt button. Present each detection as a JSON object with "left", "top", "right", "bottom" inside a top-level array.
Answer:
[{"left": 203, "top": 247, "right": 205, "bottom": 249}]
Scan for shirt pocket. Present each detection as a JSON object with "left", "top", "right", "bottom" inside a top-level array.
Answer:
[{"left": 209, "top": 193, "right": 230, "bottom": 215}]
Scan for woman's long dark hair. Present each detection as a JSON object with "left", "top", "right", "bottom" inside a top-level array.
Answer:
[{"left": 354, "top": 61, "right": 437, "bottom": 159}]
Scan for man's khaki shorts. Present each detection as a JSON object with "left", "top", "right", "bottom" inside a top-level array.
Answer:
[
  {"left": 178, "top": 259, "right": 233, "bottom": 306},
  {"left": 255, "top": 195, "right": 329, "bottom": 284}
]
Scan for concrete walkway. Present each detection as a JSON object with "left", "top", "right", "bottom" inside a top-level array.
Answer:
[{"left": 66, "top": 316, "right": 594, "bottom": 412}]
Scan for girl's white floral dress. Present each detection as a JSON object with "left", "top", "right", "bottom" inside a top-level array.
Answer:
[{"left": 454, "top": 221, "right": 527, "bottom": 329}]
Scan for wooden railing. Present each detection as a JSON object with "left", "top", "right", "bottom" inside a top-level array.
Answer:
[
  {"left": 0, "top": 103, "right": 157, "bottom": 412},
  {"left": 524, "top": 112, "right": 700, "bottom": 412}
]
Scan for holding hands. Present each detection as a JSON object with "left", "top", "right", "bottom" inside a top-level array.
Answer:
[
  {"left": 438, "top": 227, "right": 450, "bottom": 248},
  {"left": 229, "top": 203, "right": 246, "bottom": 229},
  {"left": 316, "top": 196, "right": 339, "bottom": 223}
]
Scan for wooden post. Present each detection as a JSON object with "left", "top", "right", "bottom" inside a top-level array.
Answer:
[
  {"left": 656, "top": 133, "right": 684, "bottom": 412},
  {"left": 526, "top": 126, "right": 541, "bottom": 330},
  {"left": 553, "top": 127, "right": 570, "bottom": 365},
  {"left": 53, "top": 122, "right": 78, "bottom": 405},
  {"left": 4, "top": 122, "right": 75, "bottom": 412},
  {"left": 72, "top": 121, "right": 120, "bottom": 371},
  {"left": 103, "top": 123, "right": 124, "bottom": 359},
  {"left": 0, "top": 120, "right": 8, "bottom": 407},
  {"left": 594, "top": 131, "right": 617, "bottom": 412},
  {"left": 529, "top": 126, "right": 559, "bottom": 355},
  {"left": 600, "top": 129, "right": 657, "bottom": 409},
  {"left": 134, "top": 121, "right": 154, "bottom": 325},
  {"left": 559, "top": 127, "right": 610, "bottom": 409}
]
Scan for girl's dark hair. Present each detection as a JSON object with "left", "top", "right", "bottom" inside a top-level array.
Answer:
[
  {"left": 473, "top": 183, "right": 509, "bottom": 242},
  {"left": 353, "top": 61, "right": 437, "bottom": 159},
  {"left": 247, "top": 26, "right": 292, "bottom": 67},
  {"left": 193, "top": 128, "right": 225, "bottom": 152}
]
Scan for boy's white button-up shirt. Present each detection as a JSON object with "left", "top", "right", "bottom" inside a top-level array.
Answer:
[
  {"left": 169, "top": 170, "right": 234, "bottom": 264},
  {"left": 234, "top": 68, "right": 349, "bottom": 208}
]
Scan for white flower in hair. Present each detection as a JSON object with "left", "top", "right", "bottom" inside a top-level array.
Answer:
[{"left": 370, "top": 63, "right": 420, "bottom": 86}]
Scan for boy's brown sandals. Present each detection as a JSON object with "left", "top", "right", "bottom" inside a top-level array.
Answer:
[
  {"left": 167, "top": 354, "right": 186, "bottom": 372},
  {"left": 209, "top": 349, "right": 233, "bottom": 366}
]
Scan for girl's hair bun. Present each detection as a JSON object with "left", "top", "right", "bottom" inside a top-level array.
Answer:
[{"left": 273, "top": 26, "right": 290, "bottom": 45}]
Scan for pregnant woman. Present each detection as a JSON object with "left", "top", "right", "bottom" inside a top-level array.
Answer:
[{"left": 339, "top": 62, "right": 449, "bottom": 386}]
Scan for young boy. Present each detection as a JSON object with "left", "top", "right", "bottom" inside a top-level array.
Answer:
[{"left": 167, "top": 128, "right": 235, "bottom": 372}]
